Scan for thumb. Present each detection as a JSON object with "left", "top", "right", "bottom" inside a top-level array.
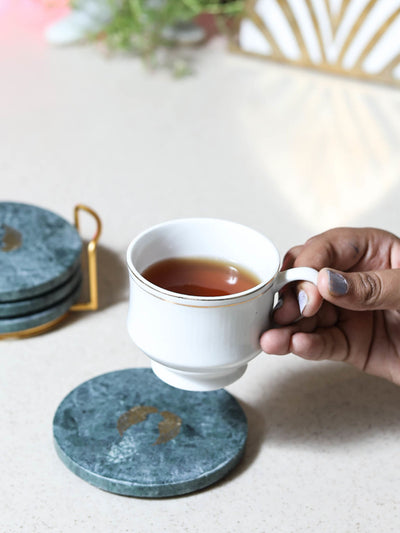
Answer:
[{"left": 318, "top": 267, "right": 400, "bottom": 311}]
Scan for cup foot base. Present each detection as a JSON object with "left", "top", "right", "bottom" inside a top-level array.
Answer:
[{"left": 151, "top": 362, "right": 247, "bottom": 391}]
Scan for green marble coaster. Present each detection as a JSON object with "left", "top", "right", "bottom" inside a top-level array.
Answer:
[
  {"left": 0, "top": 277, "right": 81, "bottom": 334},
  {"left": 0, "top": 202, "right": 82, "bottom": 302},
  {"left": 0, "top": 266, "right": 81, "bottom": 318},
  {"left": 53, "top": 368, "right": 248, "bottom": 498}
]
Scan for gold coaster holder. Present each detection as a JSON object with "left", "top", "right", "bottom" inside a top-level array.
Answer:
[{"left": 0, "top": 204, "right": 102, "bottom": 340}]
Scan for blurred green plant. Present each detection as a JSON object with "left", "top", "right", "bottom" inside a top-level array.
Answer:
[{"left": 71, "top": 0, "right": 244, "bottom": 66}]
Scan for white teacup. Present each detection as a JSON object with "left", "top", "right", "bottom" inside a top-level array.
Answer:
[{"left": 127, "top": 218, "right": 318, "bottom": 391}]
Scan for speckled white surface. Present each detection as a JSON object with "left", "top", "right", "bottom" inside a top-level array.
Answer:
[{"left": 2, "top": 3, "right": 400, "bottom": 532}]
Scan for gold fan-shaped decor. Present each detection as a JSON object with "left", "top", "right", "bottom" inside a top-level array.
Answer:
[{"left": 231, "top": 0, "right": 400, "bottom": 86}]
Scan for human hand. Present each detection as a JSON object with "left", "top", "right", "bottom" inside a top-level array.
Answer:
[{"left": 260, "top": 228, "right": 400, "bottom": 385}]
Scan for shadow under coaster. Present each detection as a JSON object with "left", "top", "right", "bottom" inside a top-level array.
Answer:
[{"left": 53, "top": 368, "right": 248, "bottom": 498}]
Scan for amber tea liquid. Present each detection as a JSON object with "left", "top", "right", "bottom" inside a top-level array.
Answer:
[{"left": 141, "top": 257, "right": 261, "bottom": 297}]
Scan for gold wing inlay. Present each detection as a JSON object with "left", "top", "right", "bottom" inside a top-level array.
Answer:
[
  {"left": 154, "top": 411, "right": 182, "bottom": 445},
  {"left": 0, "top": 224, "right": 22, "bottom": 252},
  {"left": 117, "top": 405, "right": 158, "bottom": 436},
  {"left": 117, "top": 405, "right": 182, "bottom": 445}
]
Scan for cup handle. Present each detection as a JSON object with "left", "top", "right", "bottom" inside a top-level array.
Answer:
[{"left": 274, "top": 267, "right": 319, "bottom": 292}]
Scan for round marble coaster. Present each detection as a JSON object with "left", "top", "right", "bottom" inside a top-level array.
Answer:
[
  {"left": 0, "top": 277, "right": 81, "bottom": 334},
  {"left": 0, "top": 266, "right": 82, "bottom": 318},
  {"left": 53, "top": 368, "right": 248, "bottom": 498},
  {"left": 0, "top": 202, "right": 82, "bottom": 302}
]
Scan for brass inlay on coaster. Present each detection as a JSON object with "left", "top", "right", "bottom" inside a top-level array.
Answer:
[
  {"left": 0, "top": 224, "right": 22, "bottom": 252},
  {"left": 155, "top": 411, "right": 182, "bottom": 445},
  {"left": 117, "top": 405, "right": 182, "bottom": 445}
]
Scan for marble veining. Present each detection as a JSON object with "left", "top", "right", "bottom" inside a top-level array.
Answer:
[{"left": 53, "top": 368, "right": 248, "bottom": 497}]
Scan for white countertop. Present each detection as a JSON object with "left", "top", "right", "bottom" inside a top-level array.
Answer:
[{"left": 2, "top": 3, "right": 400, "bottom": 532}]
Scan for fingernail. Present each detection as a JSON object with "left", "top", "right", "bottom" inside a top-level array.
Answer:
[
  {"left": 274, "top": 295, "right": 284, "bottom": 311},
  {"left": 328, "top": 270, "right": 348, "bottom": 296},
  {"left": 298, "top": 289, "right": 308, "bottom": 314}
]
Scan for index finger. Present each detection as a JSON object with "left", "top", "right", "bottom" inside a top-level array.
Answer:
[
  {"left": 290, "top": 228, "right": 368, "bottom": 317},
  {"left": 293, "top": 227, "right": 373, "bottom": 272}
]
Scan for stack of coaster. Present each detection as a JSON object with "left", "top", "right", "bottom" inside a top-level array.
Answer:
[{"left": 0, "top": 202, "right": 83, "bottom": 337}]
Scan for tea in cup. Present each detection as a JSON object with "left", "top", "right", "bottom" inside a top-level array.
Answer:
[{"left": 127, "top": 218, "right": 318, "bottom": 391}]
